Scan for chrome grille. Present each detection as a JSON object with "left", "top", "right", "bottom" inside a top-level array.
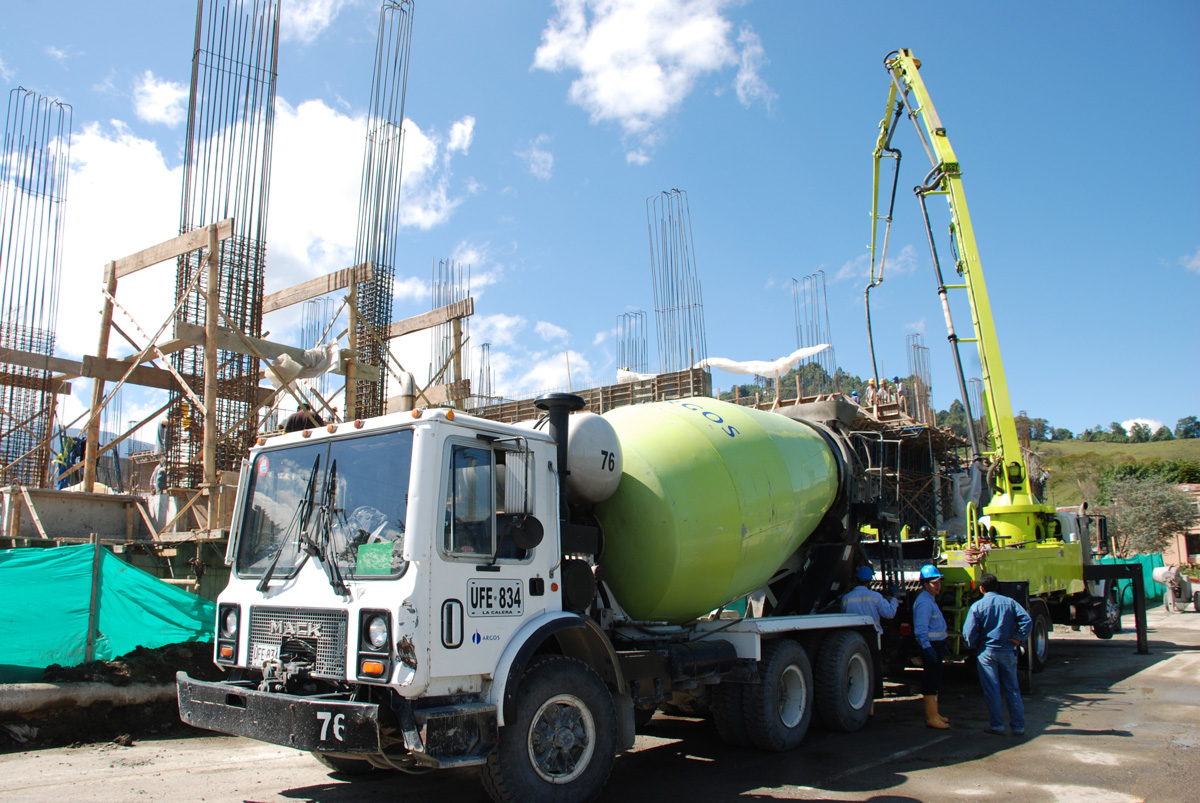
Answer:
[{"left": 248, "top": 606, "right": 348, "bottom": 677}]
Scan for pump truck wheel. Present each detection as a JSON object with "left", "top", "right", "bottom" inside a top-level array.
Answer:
[
  {"left": 1092, "top": 583, "right": 1123, "bottom": 639},
  {"left": 711, "top": 681, "right": 750, "bottom": 747},
  {"left": 311, "top": 752, "right": 376, "bottom": 776},
  {"left": 481, "top": 655, "right": 617, "bottom": 803},
  {"left": 814, "top": 631, "right": 874, "bottom": 732},
  {"left": 1030, "top": 601, "right": 1051, "bottom": 673},
  {"left": 745, "top": 638, "right": 814, "bottom": 752}
]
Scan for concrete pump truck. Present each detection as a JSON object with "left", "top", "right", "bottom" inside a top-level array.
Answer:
[{"left": 868, "top": 49, "right": 1130, "bottom": 672}]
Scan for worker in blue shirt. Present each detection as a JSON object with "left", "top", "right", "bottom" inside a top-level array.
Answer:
[
  {"left": 842, "top": 565, "right": 899, "bottom": 636},
  {"left": 963, "top": 573, "right": 1032, "bottom": 736},
  {"left": 913, "top": 564, "right": 950, "bottom": 728}
]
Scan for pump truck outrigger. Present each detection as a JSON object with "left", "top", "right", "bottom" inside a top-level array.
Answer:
[{"left": 178, "top": 389, "right": 915, "bottom": 802}]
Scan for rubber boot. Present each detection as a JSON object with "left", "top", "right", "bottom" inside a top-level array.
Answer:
[
  {"left": 934, "top": 695, "right": 950, "bottom": 725},
  {"left": 924, "top": 695, "right": 950, "bottom": 729}
]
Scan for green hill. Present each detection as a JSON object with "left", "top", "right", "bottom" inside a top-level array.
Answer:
[{"left": 1035, "top": 438, "right": 1200, "bottom": 507}]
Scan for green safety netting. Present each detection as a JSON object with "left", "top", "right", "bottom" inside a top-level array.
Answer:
[{"left": 0, "top": 543, "right": 214, "bottom": 683}]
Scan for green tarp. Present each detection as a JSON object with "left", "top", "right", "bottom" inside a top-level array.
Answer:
[
  {"left": 0, "top": 544, "right": 214, "bottom": 682},
  {"left": 1096, "top": 553, "right": 1167, "bottom": 606}
]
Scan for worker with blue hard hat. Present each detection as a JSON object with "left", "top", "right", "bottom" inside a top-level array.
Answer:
[
  {"left": 841, "top": 563, "right": 900, "bottom": 717},
  {"left": 914, "top": 563, "right": 951, "bottom": 729},
  {"left": 842, "top": 564, "right": 899, "bottom": 637}
]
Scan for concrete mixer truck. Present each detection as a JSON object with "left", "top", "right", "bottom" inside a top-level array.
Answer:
[{"left": 178, "top": 392, "right": 896, "bottom": 803}]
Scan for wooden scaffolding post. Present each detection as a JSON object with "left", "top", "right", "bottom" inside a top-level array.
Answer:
[
  {"left": 451, "top": 317, "right": 464, "bottom": 410},
  {"left": 346, "top": 283, "right": 358, "bottom": 415},
  {"left": 84, "top": 261, "right": 118, "bottom": 492},
  {"left": 203, "top": 224, "right": 220, "bottom": 532}
]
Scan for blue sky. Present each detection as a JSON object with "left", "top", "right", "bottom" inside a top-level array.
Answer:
[{"left": 2, "top": 0, "right": 1197, "bottom": 439}]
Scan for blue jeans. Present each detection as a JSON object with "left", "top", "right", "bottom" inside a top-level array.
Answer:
[{"left": 977, "top": 648, "right": 1025, "bottom": 733}]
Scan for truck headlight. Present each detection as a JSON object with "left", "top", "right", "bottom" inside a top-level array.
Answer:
[
  {"left": 365, "top": 615, "right": 389, "bottom": 649},
  {"left": 222, "top": 607, "right": 239, "bottom": 638}
]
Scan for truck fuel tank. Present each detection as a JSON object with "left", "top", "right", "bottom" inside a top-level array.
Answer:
[{"left": 594, "top": 398, "right": 840, "bottom": 623}]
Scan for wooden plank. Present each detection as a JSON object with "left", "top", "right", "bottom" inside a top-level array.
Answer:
[
  {"left": 175, "top": 320, "right": 381, "bottom": 383},
  {"left": 387, "top": 298, "right": 474, "bottom": 340},
  {"left": 0, "top": 347, "right": 82, "bottom": 376},
  {"left": 80, "top": 354, "right": 274, "bottom": 404},
  {"left": 19, "top": 486, "right": 50, "bottom": 540},
  {"left": 112, "top": 218, "right": 234, "bottom": 279},
  {"left": 261, "top": 262, "right": 373, "bottom": 314},
  {"left": 0, "top": 371, "right": 72, "bottom": 395},
  {"left": 422, "top": 379, "right": 471, "bottom": 406}
]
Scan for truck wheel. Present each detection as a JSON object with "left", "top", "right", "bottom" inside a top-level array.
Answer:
[
  {"left": 745, "top": 639, "right": 813, "bottom": 752},
  {"left": 481, "top": 656, "right": 617, "bottom": 803},
  {"left": 814, "top": 631, "right": 874, "bottom": 732},
  {"left": 1092, "top": 585, "right": 1122, "bottom": 639},
  {"left": 1030, "top": 602, "right": 1051, "bottom": 673},
  {"left": 311, "top": 752, "right": 375, "bottom": 776},
  {"left": 1194, "top": 590, "right": 1200, "bottom": 613},
  {"left": 711, "top": 681, "right": 750, "bottom": 747}
]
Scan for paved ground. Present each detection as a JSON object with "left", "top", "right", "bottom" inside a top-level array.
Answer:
[{"left": 1, "top": 605, "right": 1196, "bottom": 802}]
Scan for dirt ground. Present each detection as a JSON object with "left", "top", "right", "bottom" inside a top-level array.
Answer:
[
  {"left": 0, "top": 642, "right": 222, "bottom": 751},
  {"left": 1, "top": 606, "right": 1197, "bottom": 802}
]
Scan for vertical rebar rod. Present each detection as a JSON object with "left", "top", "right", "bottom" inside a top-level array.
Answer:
[
  {"left": 0, "top": 88, "right": 71, "bottom": 487},
  {"left": 172, "top": 0, "right": 280, "bottom": 488},
  {"left": 647, "top": 189, "right": 707, "bottom": 374},
  {"left": 351, "top": 1, "right": 414, "bottom": 419}
]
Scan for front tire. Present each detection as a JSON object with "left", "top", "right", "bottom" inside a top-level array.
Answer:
[
  {"left": 744, "top": 639, "right": 814, "bottom": 752},
  {"left": 481, "top": 656, "right": 617, "bottom": 803},
  {"left": 311, "top": 752, "right": 375, "bottom": 776},
  {"left": 814, "top": 631, "right": 874, "bottom": 732}
]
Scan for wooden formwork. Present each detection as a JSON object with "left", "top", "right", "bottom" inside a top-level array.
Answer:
[{"left": 468, "top": 368, "right": 712, "bottom": 423}]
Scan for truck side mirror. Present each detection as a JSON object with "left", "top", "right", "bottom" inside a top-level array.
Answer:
[{"left": 509, "top": 516, "right": 544, "bottom": 550}]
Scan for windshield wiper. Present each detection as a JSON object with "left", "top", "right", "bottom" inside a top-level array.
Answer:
[
  {"left": 257, "top": 453, "right": 321, "bottom": 592},
  {"left": 309, "top": 458, "right": 349, "bottom": 596}
]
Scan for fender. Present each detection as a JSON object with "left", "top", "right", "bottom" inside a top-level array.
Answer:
[{"left": 486, "top": 611, "right": 624, "bottom": 727}]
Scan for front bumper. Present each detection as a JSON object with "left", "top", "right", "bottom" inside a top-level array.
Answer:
[{"left": 176, "top": 672, "right": 382, "bottom": 753}]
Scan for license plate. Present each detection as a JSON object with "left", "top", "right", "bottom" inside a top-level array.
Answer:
[
  {"left": 467, "top": 579, "right": 523, "bottom": 617},
  {"left": 250, "top": 643, "right": 280, "bottom": 667}
]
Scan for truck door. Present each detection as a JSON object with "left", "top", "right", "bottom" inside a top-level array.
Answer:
[{"left": 430, "top": 439, "right": 548, "bottom": 686}]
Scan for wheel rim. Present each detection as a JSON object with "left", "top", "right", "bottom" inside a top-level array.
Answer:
[
  {"left": 527, "top": 693, "right": 596, "bottom": 784},
  {"left": 845, "top": 653, "right": 870, "bottom": 709},
  {"left": 777, "top": 664, "right": 808, "bottom": 728}
]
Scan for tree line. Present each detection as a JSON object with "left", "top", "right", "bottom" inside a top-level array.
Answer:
[{"left": 932, "top": 403, "right": 1200, "bottom": 444}]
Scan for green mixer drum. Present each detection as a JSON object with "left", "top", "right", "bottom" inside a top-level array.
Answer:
[{"left": 595, "top": 397, "right": 839, "bottom": 623}]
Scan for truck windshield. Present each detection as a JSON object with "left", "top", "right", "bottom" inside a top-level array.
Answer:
[{"left": 236, "top": 429, "right": 413, "bottom": 580}]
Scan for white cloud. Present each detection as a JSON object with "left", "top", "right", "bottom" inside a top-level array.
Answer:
[
  {"left": 518, "top": 350, "right": 594, "bottom": 395},
  {"left": 474, "top": 313, "right": 528, "bottom": 348},
  {"left": 448, "top": 116, "right": 475, "bottom": 153},
  {"left": 45, "top": 46, "right": 69, "bottom": 63},
  {"left": 517, "top": 134, "right": 554, "bottom": 180},
  {"left": 56, "top": 122, "right": 183, "bottom": 361},
  {"left": 133, "top": 71, "right": 189, "bottom": 127},
  {"left": 835, "top": 244, "right": 918, "bottom": 282},
  {"left": 396, "top": 117, "right": 477, "bottom": 229},
  {"left": 904, "top": 318, "right": 927, "bottom": 335},
  {"left": 835, "top": 252, "right": 869, "bottom": 282},
  {"left": 0, "top": 55, "right": 12, "bottom": 83},
  {"left": 534, "top": 0, "right": 758, "bottom": 161},
  {"left": 536, "top": 321, "right": 570, "bottom": 342},
  {"left": 1181, "top": 246, "right": 1200, "bottom": 275},
  {"left": 281, "top": 0, "right": 355, "bottom": 44},
  {"left": 394, "top": 276, "right": 427, "bottom": 302},
  {"left": 1121, "top": 417, "right": 1164, "bottom": 434},
  {"left": 625, "top": 149, "right": 650, "bottom": 166},
  {"left": 734, "top": 26, "right": 775, "bottom": 109}
]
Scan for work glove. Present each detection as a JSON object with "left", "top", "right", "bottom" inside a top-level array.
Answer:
[{"left": 889, "top": 584, "right": 900, "bottom": 597}]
